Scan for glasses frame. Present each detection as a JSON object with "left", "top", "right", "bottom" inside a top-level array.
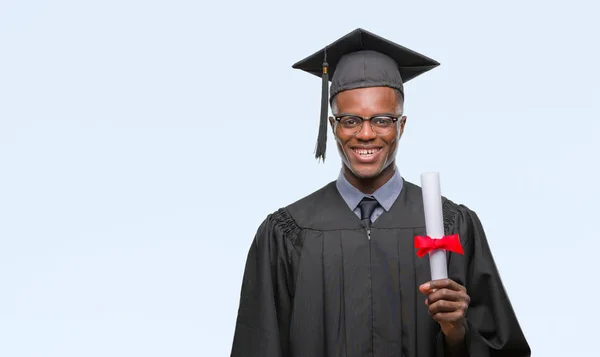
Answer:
[{"left": 332, "top": 113, "right": 403, "bottom": 136}]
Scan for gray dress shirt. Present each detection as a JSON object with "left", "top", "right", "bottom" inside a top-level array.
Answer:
[{"left": 335, "top": 167, "right": 404, "bottom": 223}]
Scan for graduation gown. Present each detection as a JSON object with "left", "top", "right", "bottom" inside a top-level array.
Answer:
[{"left": 230, "top": 180, "right": 530, "bottom": 357}]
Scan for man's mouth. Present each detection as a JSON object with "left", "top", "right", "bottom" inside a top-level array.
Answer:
[{"left": 352, "top": 147, "right": 382, "bottom": 158}]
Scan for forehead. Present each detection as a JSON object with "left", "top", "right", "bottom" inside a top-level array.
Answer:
[{"left": 334, "top": 87, "right": 399, "bottom": 114}]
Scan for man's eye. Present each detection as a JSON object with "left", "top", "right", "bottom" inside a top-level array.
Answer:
[
  {"left": 373, "top": 117, "right": 393, "bottom": 126},
  {"left": 341, "top": 118, "right": 359, "bottom": 126}
]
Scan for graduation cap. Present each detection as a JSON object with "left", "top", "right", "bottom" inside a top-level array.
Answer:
[{"left": 292, "top": 28, "right": 440, "bottom": 161}]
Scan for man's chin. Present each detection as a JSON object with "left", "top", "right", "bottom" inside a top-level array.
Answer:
[{"left": 347, "top": 162, "right": 384, "bottom": 180}]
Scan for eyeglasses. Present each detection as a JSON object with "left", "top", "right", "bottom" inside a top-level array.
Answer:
[{"left": 333, "top": 114, "right": 402, "bottom": 136}]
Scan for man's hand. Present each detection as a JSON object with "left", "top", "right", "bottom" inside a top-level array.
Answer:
[{"left": 419, "top": 278, "right": 470, "bottom": 345}]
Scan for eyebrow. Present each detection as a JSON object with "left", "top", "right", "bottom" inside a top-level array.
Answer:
[{"left": 335, "top": 113, "right": 400, "bottom": 117}]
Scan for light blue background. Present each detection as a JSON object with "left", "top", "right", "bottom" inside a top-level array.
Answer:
[{"left": 1, "top": 1, "right": 598, "bottom": 356}]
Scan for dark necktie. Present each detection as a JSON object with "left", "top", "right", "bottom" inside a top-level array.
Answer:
[{"left": 358, "top": 197, "right": 379, "bottom": 229}]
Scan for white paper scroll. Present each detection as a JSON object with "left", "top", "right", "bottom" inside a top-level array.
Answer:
[{"left": 420, "top": 172, "right": 448, "bottom": 280}]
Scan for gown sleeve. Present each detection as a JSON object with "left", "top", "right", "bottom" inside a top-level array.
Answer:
[
  {"left": 230, "top": 209, "right": 298, "bottom": 357},
  {"left": 441, "top": 201, "right": 531, "bottom": 357}
]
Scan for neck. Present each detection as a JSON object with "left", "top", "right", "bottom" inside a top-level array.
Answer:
[{"left": 343, "top": 163, "right": 396, "bottom": 195}]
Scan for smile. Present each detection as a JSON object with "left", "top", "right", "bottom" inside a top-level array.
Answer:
[{"left": 352, "top": 147, "right": 382, "bottom": 157}]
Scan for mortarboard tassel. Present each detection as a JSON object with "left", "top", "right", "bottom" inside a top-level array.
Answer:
[{"left": 315, "top": 49, "right": 329, "bottom": 162}]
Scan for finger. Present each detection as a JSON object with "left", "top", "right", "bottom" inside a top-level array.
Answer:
[
  {"left": 419, "top": 283, "right": 431, "bottom": 295},
  {"left": 428, "top": 278, "right": 467, "bottom": 292},
  {"left": 427, "top": 288, "right": 468, "bottom": 304},
  {"left": 428, "top": 300, "right": 468, "bottom": 315},
  {"left": 419, "top": 280, "right": 449, "bottom": 294}
]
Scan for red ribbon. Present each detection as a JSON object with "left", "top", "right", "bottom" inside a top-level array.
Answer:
[{"left": 413, "top": 234, "right": 464, "bottom": 258}]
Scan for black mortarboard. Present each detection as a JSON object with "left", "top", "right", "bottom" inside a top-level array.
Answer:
[{"left": 292, "top": 28, "right": 440, "bottom": 161}]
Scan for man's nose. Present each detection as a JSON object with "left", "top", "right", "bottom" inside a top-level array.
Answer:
[{"left": 355, "top": 121, "right": 377, "bottom": 140}]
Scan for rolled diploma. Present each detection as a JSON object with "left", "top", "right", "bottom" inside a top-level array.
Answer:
[{"left": 421, "top": 172, "right": 448, "bottom": 280}]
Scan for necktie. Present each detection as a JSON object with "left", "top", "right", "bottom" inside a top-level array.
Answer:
[{"left": 358, "top": 197, "right": 379, "bottom": 229}]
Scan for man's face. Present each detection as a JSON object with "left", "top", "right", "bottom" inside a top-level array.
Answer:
[{"left": 329, "top": 86, "right": 406, "bottom": 180}]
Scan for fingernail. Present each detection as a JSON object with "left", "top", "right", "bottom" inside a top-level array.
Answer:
[{"left": 422, "top": 283, "right": 430, "bottom": 290}]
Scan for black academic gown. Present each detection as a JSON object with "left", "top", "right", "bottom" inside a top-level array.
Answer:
[{"left": 230, "top": 180, "right": 530, "bottom": 357}]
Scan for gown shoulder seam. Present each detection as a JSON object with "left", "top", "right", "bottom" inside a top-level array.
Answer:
[
  {"left": 270, "top": 208, "right": 302, "bottom": 264},
  {"left": 442, "top": 197, "right": 461, "bottom": 232},
  {"left": 270, "top": 207, "right": 301, "bottom": 244}
]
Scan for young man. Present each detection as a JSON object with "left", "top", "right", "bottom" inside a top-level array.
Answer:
[{"left": 230, "top": 28, "right": 530, "bottom": 357}]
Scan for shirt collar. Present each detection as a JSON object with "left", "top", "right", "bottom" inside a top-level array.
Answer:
[{"left": 335, "top": 166, "right": 403, "bottom": 212}]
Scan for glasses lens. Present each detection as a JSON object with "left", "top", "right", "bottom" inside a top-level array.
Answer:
[
  {"left": 339, "top": 116, "right": 362, "bottom": 134},
  {"left": 338, "top": 116, "right": 396, "bottom": 135},
  {"left": 371, "top": 116, "right": 395, "bottom": 134}
]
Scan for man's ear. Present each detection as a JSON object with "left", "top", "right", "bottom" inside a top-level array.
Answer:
[
  {"left": 329, "top": 116, "right": 336, "bottom": 135},
  {"left": 398, "top": 116, "right": 407, "bottom": 138}
]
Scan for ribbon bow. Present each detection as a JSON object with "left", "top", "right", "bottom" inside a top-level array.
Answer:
[{"left": 413, "top": 234, "right": 464, "bottom": 258}]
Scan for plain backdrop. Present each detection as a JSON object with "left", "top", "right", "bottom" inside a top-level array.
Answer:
[{"left": 1, "top": 0, "right": 599, "bottom": 356}]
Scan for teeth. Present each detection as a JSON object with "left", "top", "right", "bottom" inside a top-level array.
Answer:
[{"left": 355, "top": 148, "right": 379, "bottom": 155}]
